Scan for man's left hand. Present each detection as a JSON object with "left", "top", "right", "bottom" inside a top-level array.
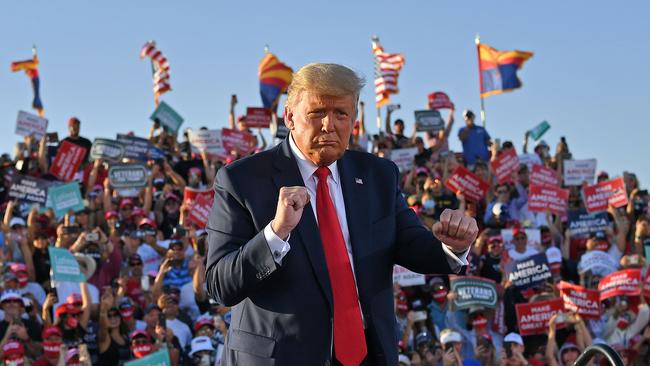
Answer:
[{"left": 432, "top": 209, "right": 478, "bottom": 252}]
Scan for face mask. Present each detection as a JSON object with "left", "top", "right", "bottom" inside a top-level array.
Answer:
[
  {"left": 65, "top": 316, "right": 79, "bottom": 329},
  {"left": 472, "top": 316, "right": 488, "bottom": 332},
  {"left": 617, "top": 317, "right": 630, "bottom": 330},
  {"left": 5, "top": 357, "right": 25, "bottom": 366},
  {"left": 132, "top": 343, "right": 153, "bottom": 358},
  {"left": 432, "top": 290, "right": 447, "bottom": 303},
  {"left": 43, "top": 341, "right": 62, "bottom": 359},
  {"left": 17, "top": 275, "right": 28, "bottom": 288}
]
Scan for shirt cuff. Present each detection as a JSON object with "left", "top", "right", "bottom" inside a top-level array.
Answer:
[
  {"left": 264, "top": 221, "right": 291, "bottom": 265},
  {"left": 441, "top": 243, "right": 470, "bottom": 274}
]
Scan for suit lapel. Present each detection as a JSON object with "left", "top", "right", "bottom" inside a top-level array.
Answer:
[{"left": 271, "top": 139, "right": 333, "bottom": 311}]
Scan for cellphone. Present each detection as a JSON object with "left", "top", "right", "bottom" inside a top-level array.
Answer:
[
  {"left": 12, "top": 314, "right": 23, "bottom": 326},
  {"left": 555, "top": 312, "right": 566, "bottom": 323},
  {"left": 413, "top": 311, "right": 428, "bottom": 322},
  {"left": 505, "top": 342, "right": 513, "bottom": 358},
  {"left": 444, "top": 343, "right": 454, "bottom": 352},
  {"left": 158, "top": 312, "right": 166, "bottom": 329},
  {"left": 46, "top": 132, "right": 59, "bottom": 143},
  {"left": 85, "top": 232, "right": 99, "bottom": 242},
  {"left": 197, "top": 236, "right": 206, "bottom": 257}
]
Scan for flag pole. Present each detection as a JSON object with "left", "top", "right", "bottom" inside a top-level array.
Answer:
[
  {"left": 148, "top": 40, "right": 159, "bottom": 107},
  {"left": 475, "top": 34, "right": 486, "bottom": 128},
  {"left": 376, "top": 106, "right": 382, "bottom": 131}
]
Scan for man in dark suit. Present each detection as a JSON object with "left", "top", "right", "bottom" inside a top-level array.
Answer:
[{"left": 206, "top": 63, "right": 478, "bottom": 366}]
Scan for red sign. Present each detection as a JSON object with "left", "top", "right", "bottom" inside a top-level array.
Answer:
[
  {"left": 187, "top": 193, "right": 214, "bottom": 229},
  {"left": 444, "top": 166, "right": 490, "bottom": 202},
  {"left": 530, "top": 164, "right": 559, "bottom": 187},
  {"left": 582, "top": 177, "right": 628, "bottom": 213},
  {"left": 49, "top": 141, "right": 87, "bottom": 181},
  {"left": 221, "top": 128, "right": 256, "bottom": 155},
  {"left": 183, "top": 187, "right": 214, "bottom": 208},
  {"left": 558, "top": 281, "right": 601, "bottom": 320},
  {"left": 245, "top": 107, "right": 272, "bottom": 128},
  {"left": 644, "top": 272, "right": 650, "bottom": 302},
  {"left": 515, "top": 298, "right": 566, "bottom": 336},
  {"left": 427, "top": 92, "right": 454, "bottom": 110},
  {"left": 528, "top": 184, "right": 569, "bottom": 215},
  {"left": 598, "top": 269, "right": 642, "bottom": 301},
  {"left": 490, "top": 148, "right": 519, "bottom": 184}
]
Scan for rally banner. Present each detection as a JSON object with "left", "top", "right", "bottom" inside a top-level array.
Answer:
[
  {"left": 490, "top": 148, "right": 519, "bottom": 184},
  {"left": 530, "top": 164, "right": 559, "bottom": 187},
  {"left": 528, "top": 184, "right": 569, "bottom": 215},
  {"left": 414, "top": 110, "right": 444, "bottom": 132},
  {"left": 245, "top": 107, "right": 272, "bottom": 128},
  {"left": 90, "top": 138, "right": 125, "bottom": 162},
  {"left": 515, "top": 298, "right": 566, "bottom": 336},
  {"left": 563, "top": 159, "right": 596, "bottom": 186},
  {"left": 392, "top": 265, "right": 425, "bottom": 287},
  {"left": 528, "top": 121, "right": 550, "bottom": 141},
  {"left": 427, "top": 91, "right": 454, "bottom": 110},
  {"left": 221, "top": 128, "right": 256, "bottom": 155},
  {"left": 577, "top": 250, "right": 619, "bottom": 276},
  {"left": 568, "top": 210, "right": 610, "bottom": 238},
  {"left": 46, "top": 182, "right": 85, "bottom": 219},
  {"left": 598, "top": 269, "right": 642, "bottom": 301},
  {"left": 49, "top": 141, "right": 87, "bottom": 181},
  {"left": 187, "top": 193, "right": 214, "bottom": 229},
  {"left": 187, "top": 129, "right": 225, "bottom": 158},
  {"left": 116, "top": 134, "right": 165, "bottom": 161},
  {"left": 8, "top": 174, "right": 49, "bottom": 206},
  {"left": 183, "top": 187, "right": 215, "bottom": 208},
  {"left": 125, "top": 349, "right": 171, "bottom": 366},
  {"left": 15, "top": 110, "right": 48, "bottom": 140},
  {"left": 558, "top": 281, "right": 601, "bottom": 320},
  {"left": 449, "top": 276, "right": 497, "bottom": 310},
  {"left": 445, "top": 166, "right": 490, "bottom": 202},
  {"left": 582, "top": 177, "right": 628, "bottom": 213},
  {"left": 644, "top": 272, "right": 650, "bottom": 301},
  {"left": 507, "top": 252, "right": 552, "bottom": 290},
  {"left": 389, "top": 147, "right": 418, "bottom": 172},
  {"left": 150, "top": 101, "right": 184, "bottom": 133},
  {"left": 48, "top": 247, "right": 85, "bottom": 283},
  {"left": 108, "top": 164, "right": 149, "bottom": 189}
]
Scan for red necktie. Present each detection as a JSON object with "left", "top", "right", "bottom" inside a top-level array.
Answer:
[{"left": 314, "top": 166, "right": 367, "bottom": 366}]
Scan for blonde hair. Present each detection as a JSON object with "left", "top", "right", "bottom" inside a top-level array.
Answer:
[{"left": 286, "top": 63, "right": 365, "bottom": 108}]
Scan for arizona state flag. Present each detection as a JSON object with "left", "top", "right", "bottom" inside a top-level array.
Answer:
[
  {"left": 478, "top": 43, "right": 533, "bottom": 98},
  {"left": 259, "top": 53, "right": 293, "bottom": 111},
  {"left": 11, "top": 54, "right": 44, "bottom": 116}
]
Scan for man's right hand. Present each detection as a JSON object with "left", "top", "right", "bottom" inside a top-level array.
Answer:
[{"left": 271, "top": 187, "right": 310, "bottom": 240}]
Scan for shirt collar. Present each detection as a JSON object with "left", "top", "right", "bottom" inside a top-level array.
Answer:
[{"left": 288, "top": 133, "right": 340, "bottom": 185}]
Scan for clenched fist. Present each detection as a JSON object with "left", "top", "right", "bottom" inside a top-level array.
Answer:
[
  {"left": 432, "top": 209, "right": 479, "bottom": 253},
  {"left": 271, "top": 186, "right": 310, "bottom": 240}
]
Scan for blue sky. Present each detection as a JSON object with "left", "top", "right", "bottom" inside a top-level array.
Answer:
[{"left": 2, "top": 1, "right": 649, "bottom": 185}]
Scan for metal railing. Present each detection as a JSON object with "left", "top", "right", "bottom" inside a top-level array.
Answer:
[{"left": 572, "top": 343, "right": 624, "bottom": 366}]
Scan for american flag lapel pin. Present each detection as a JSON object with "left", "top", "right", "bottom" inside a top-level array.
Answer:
[{"left": 355, "top": 178, "right": 363, "bottom": 185}]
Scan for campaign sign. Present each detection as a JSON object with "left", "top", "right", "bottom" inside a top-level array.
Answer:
[
  {"left": 414, "top": 110, "right": 444, "bottom": 132},
  {"left": 582, "top": 177, "right": 628, "bottom": 213},
  {"left": 15, "top": 110, "right": 48, "bottom": 140},
  {"left": 47, "top": 182, "right": 85, "bottom": 219},
  {"left": 490, "top": 148, "right": 519, "bottom": 184},
  {"left": 108, "top": 164, "right": 149, "bottom": 189},
  {"left": 188, "top": 129, "right": 225, "bottom": 158},
  {"left": 389, "top": 147, "right": 418, "bottom": 172},
  {"left": 563, "top": 159, "right": 597, "bottom": 186},
  {"left": 444, "top": 166, "right": 490, "bottom": 202},
  {"left": 598, "top": 269, "right": 642, "bottom": 301},
  {"left": 558, "top": 281, "right": 601, "bottom": 320},
  {"left": 508, "top": 253, "right": 552, "bottom": 290},
  {"left": 427, "top": 91, "right": 454, "bottom": 110},
  {"left": 221, "top": 128, "right": 256, "bottom": 155},
  {"left": 644, "top": 272, "right": 650, "bottom": 301},
  {"left": 568, "top": 210, "right": 610, "bottom": 238},
  {"left": 8, "top": 174, "right": 49, "bottom": 206},
  {"left": 518, "top": 153, "right": 542, "bottom": 172},
  {"left": 245, "top": 107, "right": 272, "bottom": 128},
  {"left": 577, "top": 250, "right": 619, "bottom": 276},
  {"left": 183, "top": 187, "right": 215, "bottom": 208},
  {"left": 515, "top": 298, "right": 566, "bottom": 336},
  {"left": 187, "top": 193, "right": 214, "bottom": 229},
  {"left": 125, "top": 349, "right": 171, "bottom": 366},
  {"left": 49, "top": 141, "right": 87, "bottom": 181},
  {"left": 530, "top": 164, "right": 559, "bottom": 187},
  {"left": 528, "top": 120, "right": 550, "bottom": 141},
  {"left": 150, "top": 101, "right": 184, "bottom": 133},
  {"left": 392, "top": 265, "right": 425, "bottom": 287},
  {"left": 528, "top": 184, "right": 569, "bottom": 215},
  {"left": 449, "top": 276, "right": 497, "bottom": 310},
  {"left": 48, "top": 247, "right": 85, "bottom": 283},
  {"left": 90, "top": 138, "right": 125, "bottom": 162}
]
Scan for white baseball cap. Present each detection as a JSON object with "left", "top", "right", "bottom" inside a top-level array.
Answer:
[
  {"left": 9, "top": 217, "right": 26, "bottom": 228},
  {"left": 398, "top": 354, "right": 411, "bottom": 366},
  {"left": 439, "top": 328, "right": 462, "bottom": 344},
  {"left": 504, "top": 332, "right": 524, "bottom": 345},
  {"left": 189, "top": 336, "right": 214, "bottom": 356}
]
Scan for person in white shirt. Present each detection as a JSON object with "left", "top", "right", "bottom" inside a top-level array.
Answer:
[
  {"left": 507, "top": 227, "right": 539, "bottom": 261},
  {"left": 158, "top": 293, "right": 192, "bottom": 348}
]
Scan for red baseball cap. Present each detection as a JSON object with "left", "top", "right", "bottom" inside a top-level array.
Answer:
[
  {"left": 2, "top": 340, "right": 24, "bottom": 358},
  {"left": 120, "top": 198, "right": 135, "bottom": 209},
  {"left": 55, "top": 303, "right": 82, "bottom": 318},
  {"left": 66, "top": 293, "right": 83, "bottom": 306},
  {"left": 138, "top": 218, "right": 157, "bottom": 229},
  {"left": 9, "top": 263, "right": 28, "bottom": 274},
  {"left": 42, "top": 325, "right": 63, "bottom": 339},
  {"left": 131, "top": 207, "right": 145, "bottom": 218},
  {"left": 104, "top": 210, "right": 119, "bottom": 220},
  {"left": 512, "top": 226, "right": 526, "bottom": 238},
  {"left": 194, "top": 317, "right": 215, "bottom": 332},
  {"left": 130, "top": 330, "right": 151, "bottom": 341}
]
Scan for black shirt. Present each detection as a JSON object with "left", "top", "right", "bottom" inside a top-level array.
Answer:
[
  {"left": 479, "top": 254, "right": 503, "bottom": 283},
  {"left": 33, "top": 247, "right": 51, "bottom": 285}
]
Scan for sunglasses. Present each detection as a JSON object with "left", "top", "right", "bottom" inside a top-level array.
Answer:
[
  {"left": 129, "top": 262, "right": 143, "bottom": 266},
  {"left": 514, "top": 235, "right": 527, "bottom": 240}
]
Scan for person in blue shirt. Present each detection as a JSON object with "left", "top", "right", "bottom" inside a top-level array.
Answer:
[{"left": 458, "top": 110, "right": 491, "bottom": 166}]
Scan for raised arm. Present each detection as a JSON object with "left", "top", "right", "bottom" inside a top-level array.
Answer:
[
  {"left": 228, "top": 94, "right": 237, "bottom": 129},
  {"left": 384, "top": 107, "right": 393, "bottom": 135}
]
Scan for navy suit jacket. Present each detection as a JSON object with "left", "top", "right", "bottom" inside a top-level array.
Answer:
[{"left": 206, "top": 138, "right": 458, "bottom": 365}]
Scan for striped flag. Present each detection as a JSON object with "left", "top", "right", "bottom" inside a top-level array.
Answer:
[
  {"left": 140, "top": 41, "right": 171, "bottom": 105},
  {"left": 258, "top": 52, "right": 293, "bottom": 111},
  {"left": 372, "top": 37, "right": 405, "bottom": 108},
  {"left": 11, "top": 50, "right": 44, "bottom": 117}
]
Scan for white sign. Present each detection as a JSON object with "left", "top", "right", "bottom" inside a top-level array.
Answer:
[
  {"left": 188, "top": 129, "right": 225, "bottom": 157},
  {"left": 389, "top": 147, "right": 418, "bottom": 172},
  {"left": 578, "top": 250, "right": 619, "bottom": 276},
  {"left": 518, "top": 153, "right": 542, "bottom": 171},
  {"left": 564, "top": 159, "right": 597, "bottom": 186},
  {"left": 15, "top": 111, "right": 48, "bottom": 140},
  {"left": 393, "top": 265, "right": 425, "bottom": 287}
]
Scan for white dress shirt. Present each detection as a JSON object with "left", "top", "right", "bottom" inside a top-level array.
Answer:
[{"left": 263, "top": 134, "right": 469, "bottom": 271}]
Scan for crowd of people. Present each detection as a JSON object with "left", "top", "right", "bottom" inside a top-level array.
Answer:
[{"left": 0, "top": 94, "right": 648, "bottom": 366}]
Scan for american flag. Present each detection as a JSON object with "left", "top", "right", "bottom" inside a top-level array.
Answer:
[
  {"left": 372, "top": 37, "right": 405, "bottom": 107},
  {"left": 140, "top": 41, "right": 171, "bottom": 105}
]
